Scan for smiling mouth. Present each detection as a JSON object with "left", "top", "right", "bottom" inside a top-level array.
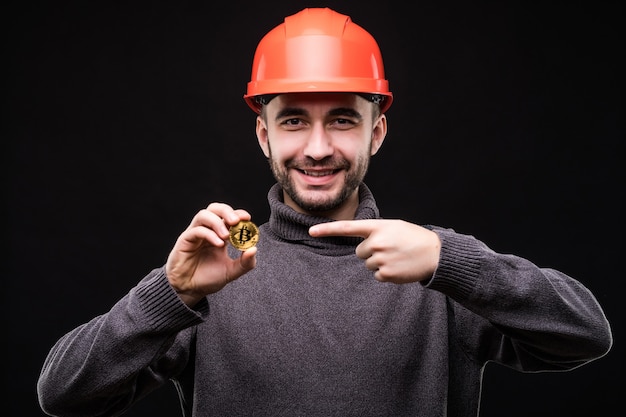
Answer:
[{"left": 301, "top": 169, "right": 338, "bottom": 177}]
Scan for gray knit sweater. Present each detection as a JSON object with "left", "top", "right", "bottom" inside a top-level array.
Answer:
[{"left": 38, "top": 183, "right": 612, "bottom": 417}]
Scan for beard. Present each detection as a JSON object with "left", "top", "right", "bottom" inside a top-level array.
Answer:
[{"left": 267, "top": 145, "right": 372, "bottom": 213}]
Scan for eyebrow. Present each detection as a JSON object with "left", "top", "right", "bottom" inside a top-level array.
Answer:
[{"left": 274, "top": 107, "right": 364, "bottom": 122}]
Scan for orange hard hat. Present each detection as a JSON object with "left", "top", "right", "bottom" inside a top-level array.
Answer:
[{"left": 244, "top": 8, "right": 393, "bottom": 114}]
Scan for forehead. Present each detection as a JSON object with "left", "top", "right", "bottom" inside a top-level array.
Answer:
[{"left": 267, "top": 92, "right": 371, "bottom": 113}]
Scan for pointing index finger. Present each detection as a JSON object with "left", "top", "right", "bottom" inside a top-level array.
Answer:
[{"left": 309, "top": 220, "right": 375, "bottom": 238}]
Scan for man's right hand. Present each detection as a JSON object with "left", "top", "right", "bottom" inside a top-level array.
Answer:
[{"left": 165, "top": 202, "right": 257, "bottom": 306}]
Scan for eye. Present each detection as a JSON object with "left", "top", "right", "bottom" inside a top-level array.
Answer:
[
  {"left": 285, "top": 118, "right": 302, "bottom": 125},
  {"left": 331, "top": 118, "right": 357, "bottom": 129},
  {"left": 279, "top": 118, "right": 306, "bottom": 130}
]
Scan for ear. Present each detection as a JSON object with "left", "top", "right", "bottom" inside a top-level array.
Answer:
[
  {"left": 370, "top": 114, "right": 388, "bottom": 156},
  {"left": 256, "top": 115, "right": 270, "bottom": 157}
]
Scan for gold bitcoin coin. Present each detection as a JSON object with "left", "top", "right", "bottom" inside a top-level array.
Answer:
[{"left": 229, "top": 220, "right": 259, "bottom": 251}]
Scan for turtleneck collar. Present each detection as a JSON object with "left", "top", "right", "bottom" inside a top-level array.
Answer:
[{"left": 266, "top": 183, "right": 380, "bottom": 255}]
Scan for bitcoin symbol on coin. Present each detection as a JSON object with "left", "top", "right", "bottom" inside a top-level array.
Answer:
[{"left": 229, "top": 220, "right": 259, "bottom": 251}]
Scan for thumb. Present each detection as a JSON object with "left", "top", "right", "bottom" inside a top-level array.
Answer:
[{"left": 231, "top": 246, "right": 257, "bottom": 279}]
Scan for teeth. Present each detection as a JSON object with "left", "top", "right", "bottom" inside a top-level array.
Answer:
[{"left": 303, "top": 170, "right": 334, "bottom": 177}]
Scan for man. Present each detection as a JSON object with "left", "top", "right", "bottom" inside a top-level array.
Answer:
[{"left": 38, "top": 7, "right": 612, "bottom": 417}]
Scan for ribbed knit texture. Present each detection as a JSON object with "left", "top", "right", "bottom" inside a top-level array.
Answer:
[{"left": 266, "top": 183, "right": 379, "bottom": 254}]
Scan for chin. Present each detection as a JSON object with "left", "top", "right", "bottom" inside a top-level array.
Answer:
[{"left": 294, "top": 190, "right": 346, "bottom": 212}]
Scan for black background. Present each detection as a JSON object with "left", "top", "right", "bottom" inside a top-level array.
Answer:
[{"left": 4, "top": 1, "right": 624, "bottom": 416}]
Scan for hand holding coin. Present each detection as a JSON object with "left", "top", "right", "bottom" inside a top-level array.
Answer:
[{"left": 166, "top": 204, "right": 258, "bottom": 305}]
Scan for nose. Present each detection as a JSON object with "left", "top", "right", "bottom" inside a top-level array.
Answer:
[{"left": 303, "top": 124, "right": 334, "bottom": 160}]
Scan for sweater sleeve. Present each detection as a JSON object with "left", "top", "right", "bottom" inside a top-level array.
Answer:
[
  {"left": 37, "top": 267, "right": 208, "bottom": 417},
  {"left": 425, "top": 227, "right": 613, "bottom": 371}
]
